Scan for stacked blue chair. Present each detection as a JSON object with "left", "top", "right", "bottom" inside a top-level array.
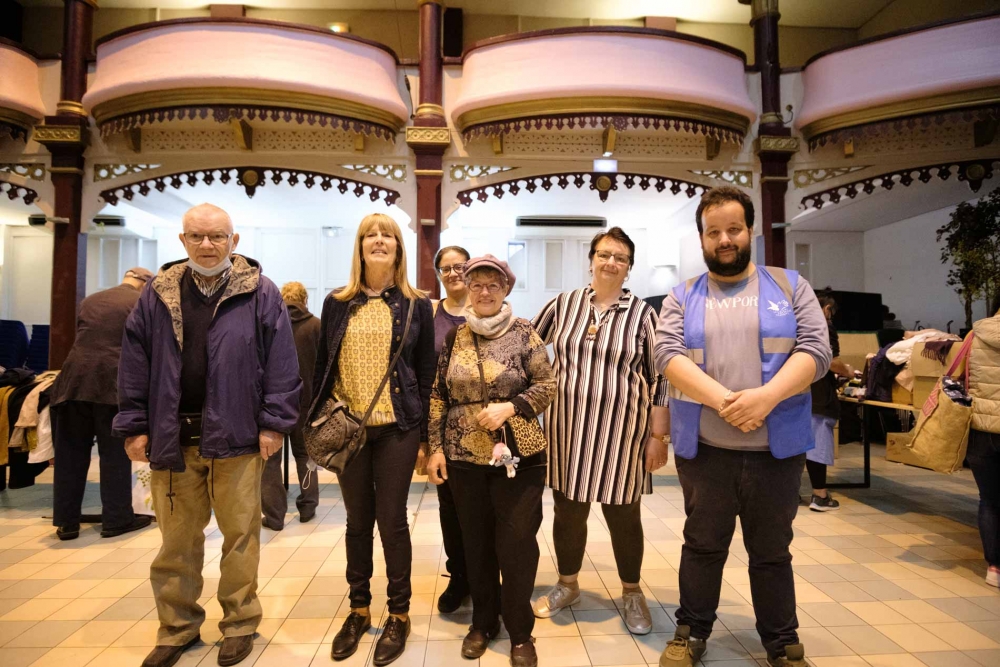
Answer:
[
  {"left": 26, "top": 324, "right": 50, "bottom": 373},
  {"left": 0, "top": 320, "right": 30, "bottom": 369}
]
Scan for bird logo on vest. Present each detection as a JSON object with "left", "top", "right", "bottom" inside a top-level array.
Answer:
[{"left": 767, "top": 299, "right": 792, "bottom": 317}]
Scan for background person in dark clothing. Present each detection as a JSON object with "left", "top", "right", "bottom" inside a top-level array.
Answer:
[
  {"left": 49, "top": 267, "right": 155, "bottom": 541},
  {"left": 261, "top": 281, "right": 322, "bottom": 529},
  {"left": 806, "top": 293, "right": 853, "bottom": 512},
  {"left": 425, "top": 245, "right": 471, "bottom": 613}
]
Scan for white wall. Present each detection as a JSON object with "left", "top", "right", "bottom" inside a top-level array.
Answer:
[
  {"left": 785, "top": 231, "right": 865, "bottom": 292},
  {"left": 864, "top": 205, "right": 988, "bottom": 332}
]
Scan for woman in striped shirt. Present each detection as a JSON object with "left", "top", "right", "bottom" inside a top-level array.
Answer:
[{"left": 531, "top": 227, "right": 670, "bottom": 635}]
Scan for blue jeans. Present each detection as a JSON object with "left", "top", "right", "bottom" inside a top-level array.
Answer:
[{"left": 967, "top": 429, "right": 1000, "bottom": 567}]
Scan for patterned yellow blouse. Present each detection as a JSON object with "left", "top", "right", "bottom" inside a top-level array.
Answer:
[{"left": 333, "top": 298, "right": 396, "bottom": 426}]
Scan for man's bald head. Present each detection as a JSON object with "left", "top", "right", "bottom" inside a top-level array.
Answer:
[
  {"left": 182, "top": 203, "right": 233, "bottom": 234},
  {"left": 179, "top": 203, "right": 239, "bottom": 270}
]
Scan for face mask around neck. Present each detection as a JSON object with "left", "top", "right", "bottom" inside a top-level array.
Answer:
[{"left": 188, "top": 256, "right": 233, "bottom": 277}]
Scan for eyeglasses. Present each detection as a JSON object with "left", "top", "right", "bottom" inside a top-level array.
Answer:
[
  {"left": 183, "top": 232, "right": 231, "bottom": 246},
  {"left": 595, "top": 251, "right": 631, "bottom": 265},
  {"left": 469, "top": 282, "right": 503, "bottom": 295},
  {"left": 437, "top": 263, "right": 466, "bottom": 276}
]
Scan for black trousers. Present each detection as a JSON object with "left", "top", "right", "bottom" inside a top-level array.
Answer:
[
  {"left": 967, "top": 429, "right": 1000, "bottom": 567},
  {"left": 448, "top": 463, "right": 544, "bottom": 646},
  {"left": 436, "top": 478, "right": 467, "bottom": 580},
  {"left": 805, "top": 459, "right": 827, "bottom": 490},
  {"left": 338, "top": 424, "right": 420, "bottom": 615},
  {"left": 675, "top": 445, "right": 805, "bottom": 659},
  {"left": 552, "top": 489, "right": 644, "bottom": 584},
  {"left": 261, "top": 426, "right": 320, "bottom": 529},
  {"left": 51, "top": 400, "right": 135, "bottom": 530}
]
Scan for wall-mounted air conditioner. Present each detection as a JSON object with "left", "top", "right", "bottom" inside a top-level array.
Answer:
[{"left": 516, "top": 216, "right": 607, "bottom": 228}]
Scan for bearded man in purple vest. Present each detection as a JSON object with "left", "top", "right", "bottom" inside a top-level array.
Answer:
[{"left": 654, "top": 186, "right": 831, "bottom": 667}]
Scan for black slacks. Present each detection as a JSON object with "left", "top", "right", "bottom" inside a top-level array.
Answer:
[{"left": 261, "top": 426, "right": 320, "bottom": 529}]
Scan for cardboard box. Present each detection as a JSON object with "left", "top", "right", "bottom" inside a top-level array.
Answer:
[
  {"left": 911, "top": 341, "right": 962, "bottom": 377},
  {"left": 886, "top": 431, "right": 935, "bottom": 470},
  {"left": 913, "top": 377, "right": 939, "bottom": 410},
  {"left": 838, "top": 333, "right": 880, "bottom": 375},
  {"left": 891, "top": 382, "right": 913, "bottom": 406}
]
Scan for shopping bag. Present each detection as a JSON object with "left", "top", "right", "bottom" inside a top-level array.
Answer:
[
  {"left": 132, "top": 461, "right": 155, "bottom": 516},
  {"left": 907, "top": 333, "right": 975, "bottom": 473}
]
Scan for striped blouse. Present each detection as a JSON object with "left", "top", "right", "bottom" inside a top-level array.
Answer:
[{"left": 532, "top": 287, "right": 669, "bottom": 504}]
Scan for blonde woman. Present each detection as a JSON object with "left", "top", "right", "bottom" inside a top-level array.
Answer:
[{"left": 311, "top": 214, "right": 435, "bottom": 666}]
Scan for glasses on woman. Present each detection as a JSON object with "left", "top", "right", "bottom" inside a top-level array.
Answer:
[
  {"left": 595, "top": 251, "right": 631, "bottom": 265},
  {"left": 469, "top": 282, "right": 503, "bottom": 295},
  {"left": 183, "top": 232, "right": 231, "bottom": 246},
  {"left": 437, "top": 263, "right": 466, "bottom": 276}
]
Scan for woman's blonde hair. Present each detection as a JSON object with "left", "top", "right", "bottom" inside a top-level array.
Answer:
[
  {"left": 335, "top": 213, "right": 424, "bottom": 301},
  {"left": 280, "top": 281, "right": 308, "bottom": 305}
]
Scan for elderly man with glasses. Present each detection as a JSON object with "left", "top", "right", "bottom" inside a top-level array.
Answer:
[{"left": 115, "top": 203, "right": 301, "bottom": 667}]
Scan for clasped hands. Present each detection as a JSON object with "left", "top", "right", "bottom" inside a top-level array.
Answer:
[{"left": 717, "top": 386, "right": 779, "bottom": 433}]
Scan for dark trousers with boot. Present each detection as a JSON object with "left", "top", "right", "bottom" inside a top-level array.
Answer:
[
  {"left": 437, "top": 477, "right": 468, "bottom": 582},
  {"left": 51, "top": 400, "right": 135, "bottom": 531},
  {"left": 675, "top": 444, "right": 805, "bottom": 659},
  {"left": 261, "top": 426, "right": 319, "bottom": 529},
  {"left": 448, "top": 463, "right": 544, "bottom": 646}
]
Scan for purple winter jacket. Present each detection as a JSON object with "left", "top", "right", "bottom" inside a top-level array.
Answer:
[{"left": 113, "top": 255, "right": 302, "bottom": 472}]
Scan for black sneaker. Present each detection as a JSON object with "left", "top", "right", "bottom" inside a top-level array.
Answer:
[
  {"left": 56, "top": 524, "right": 80, "bottom": 541},
  {"left": 809, "top": 494, "right": 840, "bottom": 512},
  {"left": 373, "top": 615, "right": 410, "bottom": 666},
  {"left": 436, "top": 574, "right": 469, "bottom": 613},
  {"left": 331, "top": 611, "right": 371, "bottom": 660}
]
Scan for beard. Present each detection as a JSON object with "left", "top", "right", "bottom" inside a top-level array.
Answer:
[{"left": 703, "top": 242, "right": 752, "bottom": 277}]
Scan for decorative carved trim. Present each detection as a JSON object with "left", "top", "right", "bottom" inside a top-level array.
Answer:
[
  {"left": 405, "top": 126, "right": 451, "bottom": 147},
  {"left": 341, "top": 164, "right": 407, "bottom": 183},
  {"left": 461, "top": 104, "right": 747, "bottom": 145},
  {"left": 793, "top": 166, "right": 871, "bottom": 188},
  {"left": 414, "top": 103, "right": 445, "bottom": 119},
  {"left": 91, "top": 88, "right": 404, "bottom": 141},
  {"left": 32, "top": 124, "right": 85, "bottom": 145},
  {"left": 56, "top": 100, "right": 87, "bottom": 117},
  {"left": 800, "top": 158, "right": 1000, "bottom": 210},
  {"left": 755, "top": 135, "right": 801, "bottom": 153},
  {"left": 0, "top": 163, "right": 46, "bottom": 181},
  {"left": 93, "top": 163, "right": 161, "bottom": 182},
  {"left": 804, "top": 96, "right": 1000, "bottom": 150},
  {"left": 0, "top": 108, "right": 39, "bottom": 141},
  {"left": 0, "top": 178, "right": 39, "bottom": 205},
  {"left": 98, "top": 166, "right": 401, "bottom": 206},
  {"left": 689, "top": 169, "right": 752, "bottom": 187},
  {"left": 449, "top": 164, "right": 517, "bottom": 181},
  {"left": 457, "top": 171, "right": 707, "bottom": 205}
]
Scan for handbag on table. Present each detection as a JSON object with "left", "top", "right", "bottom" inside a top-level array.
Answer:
[{"left": 304, "top": 297, "right": 414, "bottom": 475}]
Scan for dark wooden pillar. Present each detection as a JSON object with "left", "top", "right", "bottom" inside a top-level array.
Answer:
[
  {"left": 406, "top": 0, "right": 449, "bottom": 298},
  {"left": 33, "top": 0, "right": 94, "bottom": 369},
  {"left": 748, "top": 0, "right": 798, "bottom": 268}
]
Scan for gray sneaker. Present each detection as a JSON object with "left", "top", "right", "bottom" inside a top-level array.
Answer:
[
  {"left": 532, "top": 581, "right": 580, "bottom": 618},
  {"left": 622, "top": 589, "right": 652, "bottom": 635},
  {"left": 659, "top": 625, "right": 706, "bottom": 667}
]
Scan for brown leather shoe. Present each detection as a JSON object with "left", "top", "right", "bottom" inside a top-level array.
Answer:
[
  {"left": 461, "top": 622, "right": 501, "bottom": 659},
  {"left": 510, "top": 638, "right": 538, "bottom": 667},
  {"left": 141, "top": 635, "right": 201, "bottom": 667},
  {"left": 218, "top": 634, "right": 253, "bottom": 666}
]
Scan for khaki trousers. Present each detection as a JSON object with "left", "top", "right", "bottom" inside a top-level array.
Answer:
[{"left": 150, "top": 447, "right": 264, "bottom": 646}]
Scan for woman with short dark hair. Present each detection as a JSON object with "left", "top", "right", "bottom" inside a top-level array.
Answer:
[{"left": 532, "top": 226, "right": 670, "bottom": 635}]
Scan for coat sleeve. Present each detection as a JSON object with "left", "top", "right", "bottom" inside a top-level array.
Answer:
[
  {"left": 428, "top": 326, "right": 457, "bottom": 455},
  {"left": 257, "top": 281, "right": 303, "bottom": 434},
  {"left": 415, "top": 297, "right": 437, "bottom": 442},
  {"left": 112, "top": 288, "right": 154, "bottom": 438},
  {"left": 512, "top": 323, "right": 556, "bottom": 418},
  {"left": 311, "top": 294, "right": 335, "bottom": 420}
]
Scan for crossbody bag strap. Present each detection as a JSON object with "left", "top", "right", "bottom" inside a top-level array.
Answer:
[
  {"left": 471, "top": 331, "right": 490, "bottom": 410},
  {"left": 358, "top": 297, "right": 416, "bottom": 429}
]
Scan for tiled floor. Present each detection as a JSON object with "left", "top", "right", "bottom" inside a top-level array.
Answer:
[{"left": 2, "top": 442, "right": 1000, "bottom": 667}]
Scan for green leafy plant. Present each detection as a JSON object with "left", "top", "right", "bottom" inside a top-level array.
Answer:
[{"left": 937, "top": 184, "right": 1000, "bottom": 329}]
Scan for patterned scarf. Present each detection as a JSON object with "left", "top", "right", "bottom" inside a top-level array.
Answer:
[{"left": 464, "top": 302, "right": 514, "bottom": 339}]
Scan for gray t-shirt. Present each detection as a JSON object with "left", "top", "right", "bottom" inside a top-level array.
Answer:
[{"left": 654, "top": 267, "right": 832, "bottom": 451}]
